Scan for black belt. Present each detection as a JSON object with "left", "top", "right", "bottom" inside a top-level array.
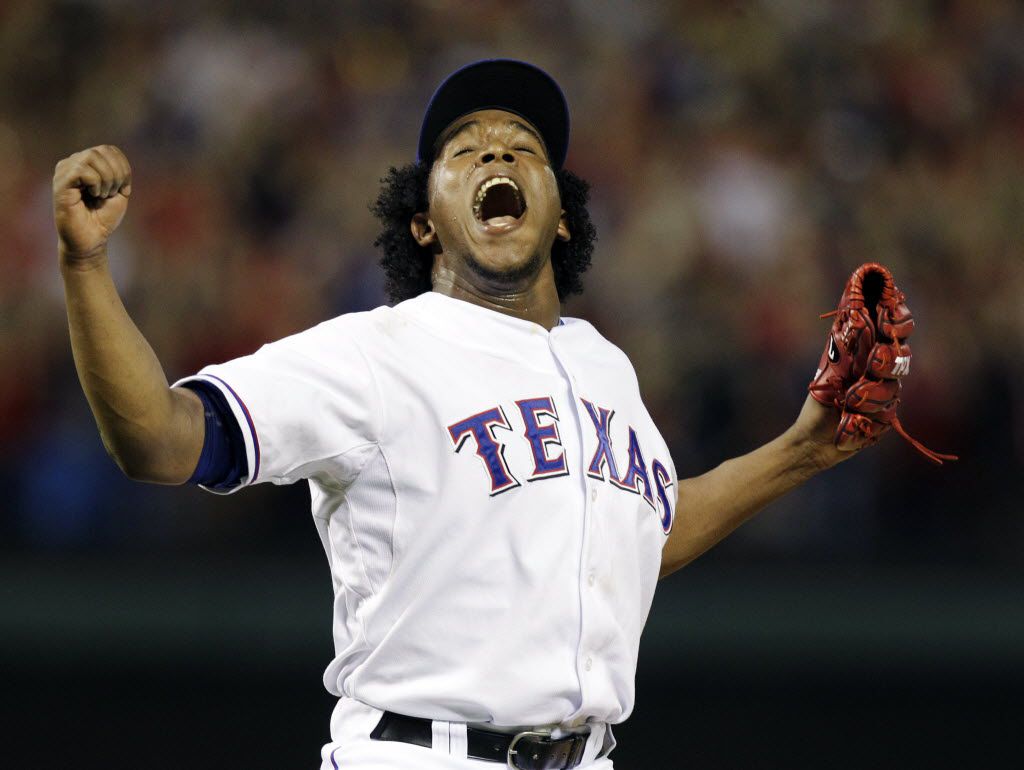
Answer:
[{"left": 370, "top": 710, "right": 591, "bottom": 769}]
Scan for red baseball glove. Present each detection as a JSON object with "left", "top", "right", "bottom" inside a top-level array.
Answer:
[{"left": 808, "top": 262, "right": 957, "bottom": 464}]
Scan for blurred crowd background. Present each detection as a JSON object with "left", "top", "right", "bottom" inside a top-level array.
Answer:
[
  {"left": 2, "top": 0, "right": 1019, "bottom": 561},
  {"left": 1, "top": 0, "right": 1022, "bottom": 767}
]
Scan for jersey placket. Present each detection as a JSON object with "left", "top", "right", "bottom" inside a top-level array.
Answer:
[{"left": 546, "top": 330, "right": 599, "bottom": 718}]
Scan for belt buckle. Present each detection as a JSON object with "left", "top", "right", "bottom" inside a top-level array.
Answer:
[{"left": 507, "top": 729, "right": 552, "bottom": 769}]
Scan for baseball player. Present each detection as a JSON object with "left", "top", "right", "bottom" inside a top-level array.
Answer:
[{"left": 52, "top": 59, "right": 950, "bottom": 769}]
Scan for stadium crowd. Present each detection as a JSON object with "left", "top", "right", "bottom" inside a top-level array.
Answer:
[{"left": 1, "top": 0, "right": 1020, "bottom": 562}]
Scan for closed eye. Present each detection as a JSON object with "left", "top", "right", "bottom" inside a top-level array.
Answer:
[
  {"left": 515, "top": 147, "right": 535, "bottom": 154},
  {"left": 453, "top": 147, "right": 473, "bottom": 157}
]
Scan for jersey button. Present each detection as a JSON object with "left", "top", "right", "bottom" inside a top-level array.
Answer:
[
  {"left": 590, "top": 488, "right": 598, "bottom": 502},
  {"left": 585, "top": 657, "right": 593, "bottom": 671},
  {"left": 587, "top": 572, "right": 596, "bottom": 587}
]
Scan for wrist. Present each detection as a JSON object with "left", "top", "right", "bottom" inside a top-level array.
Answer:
[
  {"left": 59, "top": 242, "right": 110, "bottom": 274},
  {"left": 789, "top": 394, "right": 852, "bottom": 472},
  {"left": 802, "top": 428, "right": 851, "bottom": 472}
]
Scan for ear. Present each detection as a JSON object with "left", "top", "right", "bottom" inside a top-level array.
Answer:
[
  {"left": 556, "top": 209, "right": 571, "bottom": 242},
  {"left": 410, "top": 212, "right": 437, "bottom": 247}
]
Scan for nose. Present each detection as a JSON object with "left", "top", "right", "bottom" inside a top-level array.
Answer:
[{"left": 477, "top": 146, "right": 517, "bottom": 165}]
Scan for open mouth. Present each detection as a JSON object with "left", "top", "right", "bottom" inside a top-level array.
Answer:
[{"left": 473, "top": 176, "right": 527, "bottom": 228}]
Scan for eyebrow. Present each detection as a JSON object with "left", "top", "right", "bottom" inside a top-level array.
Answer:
[{"left": 439, "top": 118, "right": 547, "bottom": 155}]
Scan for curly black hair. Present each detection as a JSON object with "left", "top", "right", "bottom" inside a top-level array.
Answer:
[{"left": 371, "top": 162, "right": 597, "bottom": 304}]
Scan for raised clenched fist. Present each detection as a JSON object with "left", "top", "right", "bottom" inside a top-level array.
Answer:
[{"left": 53, "top": 145, "right": 132, "bottom": 264}]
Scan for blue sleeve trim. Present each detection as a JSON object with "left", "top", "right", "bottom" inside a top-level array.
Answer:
[
  {"left": 202, "top": 373, "right": 262, "bottom": 483},
  {"left": 184, "top": 381, "right": 248, "bottom": 490}
]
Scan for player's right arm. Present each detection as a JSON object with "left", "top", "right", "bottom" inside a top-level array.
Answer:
[{"left": 54, "top": 145, "right": 205, "bottom": 484}]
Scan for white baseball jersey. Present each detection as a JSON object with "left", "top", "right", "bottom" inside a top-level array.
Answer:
[{"left": 175, "top": 291, "right": 677, "bottom": 730}]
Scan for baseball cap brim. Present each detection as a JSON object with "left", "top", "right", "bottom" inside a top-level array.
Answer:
[{"left": 417, "top": 59, "right": 570, "bottom": 170}]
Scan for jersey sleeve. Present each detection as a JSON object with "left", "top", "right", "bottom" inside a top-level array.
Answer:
[{"left": 172, "top": 316, "right": 382, "bottom": 494}]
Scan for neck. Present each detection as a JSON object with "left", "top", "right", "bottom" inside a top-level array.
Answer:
[{"left": 431, "top": 258, "right": 561, "bottom": 331}]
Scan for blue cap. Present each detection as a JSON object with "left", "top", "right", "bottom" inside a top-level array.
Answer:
[{"left": 417, "top": 59, "right": 570, "bottom": 169}]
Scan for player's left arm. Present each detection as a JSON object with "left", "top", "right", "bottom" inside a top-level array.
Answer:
[{"left": 659, "top": 394, "right": 846, "bottom": 579}]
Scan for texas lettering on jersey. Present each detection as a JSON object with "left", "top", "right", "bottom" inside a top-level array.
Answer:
[{"left": 447, "top": 396, "right": 674, "bottom": 533}]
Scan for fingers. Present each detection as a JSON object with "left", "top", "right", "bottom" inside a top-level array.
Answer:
[
  {"left": 70, "top": 165, "right": 103, "bottom": 199},
  {"left": 54, "top": 145, "right": 132, "bottom": 200},
  {"left": 95, "top": 144, "right": 132, "bottom": 196},
  {"left": 844, "top": 378, "right": 900, "bottom": 414},
  {"left": 87, "top": 151, "right": 117, "bottom": 198},
  {"left": 867, "top": 340, "right": 912, "bottom": 379}
]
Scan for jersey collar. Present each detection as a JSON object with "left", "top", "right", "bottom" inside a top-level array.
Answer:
[{"left": 395, "top": 291, "right": 580, "bottom": 363}]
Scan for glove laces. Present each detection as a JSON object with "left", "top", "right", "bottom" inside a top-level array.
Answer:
[{"left": 891, "top": 417, "right": 959, "bottom": 465}]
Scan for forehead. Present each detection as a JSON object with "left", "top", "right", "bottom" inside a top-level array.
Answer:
[{"left": 435, "top": 109, "right": 546, "bottom": 152}]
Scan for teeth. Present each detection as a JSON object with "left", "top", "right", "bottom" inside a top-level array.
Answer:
[{"left": 473, "top": 176, "right": 522, "bottom": 219}]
